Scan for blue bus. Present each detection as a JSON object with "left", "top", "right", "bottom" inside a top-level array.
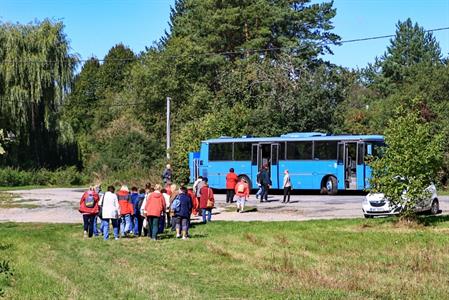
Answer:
[{"left": 188, "top": 132, "right": 384, "bottom": 195}]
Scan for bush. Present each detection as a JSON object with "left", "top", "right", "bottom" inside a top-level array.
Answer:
[{"left": 0, "top": 167, "right": 88, "bottom": 187}]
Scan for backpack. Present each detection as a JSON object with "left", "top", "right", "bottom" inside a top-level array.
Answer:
[
  {"left": 85, "top": 192, "right": 95, "bottom": 208},
  {"left": 172, "top": 195, "right": 181, "bottom": 213},
  {"left": 237, "top": 183, "right": 245, "bottom": 193}
]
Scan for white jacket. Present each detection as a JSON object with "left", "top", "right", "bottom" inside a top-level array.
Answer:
[{"left": 99, "top": 191, "right": 120, "bottom": 219}]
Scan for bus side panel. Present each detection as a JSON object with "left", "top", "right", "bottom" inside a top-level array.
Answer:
[
  {"left": 188, "top": 152, "right": 194, "bottom": 183},
  {"left": 206, "top": 161, "right": 229, "bottom": 189},
  {"left": 280, "top": 161, "right": 315, "bottom": 189},
  {"left": 313, "top": 161, "right": 338, "bottom": 189},
  {"left": 251, "top": 165, "right": 259, "bottom": 189}
]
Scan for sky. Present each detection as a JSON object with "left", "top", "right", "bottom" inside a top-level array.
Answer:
[{"left": 1, "top": 0, "right": 448, "bottom": 69}]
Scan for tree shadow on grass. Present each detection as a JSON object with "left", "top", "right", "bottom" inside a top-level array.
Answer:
[{"left": 417, "top": 214, "right": 449, "bottom": 227}]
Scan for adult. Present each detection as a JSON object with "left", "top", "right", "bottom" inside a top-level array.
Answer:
[
  {"left": 283, "top": 169, "right": 292, "bottom": 203},
  {"left": 187, "top": 186, "right": 199, "bottom": 216},
  {"left": 117, "top": 185, "right": 133, "bottom": 237},
  {"left": 194, "top": 176, "right": 205, "bottom": 215},
  {"left": 134, "top": 188, "right": 146, "bottom": 236},
  {"left": 169, "top": 184, "right": 179, "bottom": 231},
  {"left": 93, "top": 184, "right": 104, "bottom": 236},
  {"left": 130, "top": 186, "right": 140, "bottom": 235},
  {"left": 235, "top": 178, "right": 250, "bottom": 213},
  {"left": 143, "top": 184, "right": 166, "bottom": 240},
  {"left": 173, "top": 186, "right": 193, "bottom": 239},
  {"left": 225, "top": 168, "right": 238, "bottom": 203},
  {"left": 79, "top": 186, "right": 100, "bottom": 238},
  {"left": 161, "top": 188, "right": 171, "bottom": 229},
  {"left": 99, "top": 185, "right": 120, "bottom": 240},
  {"left": 260, "top": 164, "right": 271, "bottom": 202},
  {"left": 199, "top": 178, "right": 214, "bottom": 223},
  {"left": 162, "top": 164, "right": 173, "bottom": 185}
]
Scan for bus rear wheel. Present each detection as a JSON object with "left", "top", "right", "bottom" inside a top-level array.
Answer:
[
  {"left": 325, "top": 176, "right": 338, "bottom": 195},
  {"left": 238, "top": 175, "right": 252, "bottom": 190}
]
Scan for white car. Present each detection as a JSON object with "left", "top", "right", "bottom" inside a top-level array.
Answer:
[{"left": 362, "top": 184, "right": 440, "bottom": 218}]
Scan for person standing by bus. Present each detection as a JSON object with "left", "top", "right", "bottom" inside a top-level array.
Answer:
[
  {"left": 235, "top": 178, "right": 250, "bottom": 213},
  {"left": 260, "top": 164, "right": 271, "bottom": 202},
  {"left": 282, "top": 169, "right": 292, "bottom": 203},
  {"left": 225, "top": 168, "right": 238, "bottom": 203}
]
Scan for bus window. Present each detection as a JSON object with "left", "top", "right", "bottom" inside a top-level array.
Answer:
[
  {"left": 313, "top": 141, "right": 337, "bottom": 160},
  {"left": 279, "top": 142, "right": 286, "bottom": 160},
  {"left": 209, "top": 143, "right": 232, "bottom": 161},
  {"left": 286, "top": 142, "right": 313, "bottom": 160},
  {"left": 234, "top": 142, "right": 252, "bottom": 161}
]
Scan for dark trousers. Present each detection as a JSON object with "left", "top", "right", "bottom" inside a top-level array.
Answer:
[
  {"left": 166, "top": 212, "right": 171, "bottom": 228},
  {"left": 147, "top": 216, "right": 160, "bottom": 239},
  {"left": 82, "top": 214, "right": 95, "bottom": 237},
  {"left": 283, "top": 186, "right": 291, "bottom": 203},
  {"left": 226, "top": 189, "right": 235, "bottom": 203},
  {"left": 261, "top": 184, "right": 269, "bottom": 201},
  {"left": 137, "top": 214, "right": 144, "bottom": 236}
]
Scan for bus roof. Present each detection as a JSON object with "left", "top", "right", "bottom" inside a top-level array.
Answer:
[{"left": 203, "top": 133, "right": 384, "bottom": 143}]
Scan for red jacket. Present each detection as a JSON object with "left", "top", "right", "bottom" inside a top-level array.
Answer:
[
  {"left": 79, "top": 191, "right": 100, "bottom": 215},
  {"left": 117, "top": 190, "right": 133, "bottom": 215},
  {"left": 235, "top": 182, "right": 250, "bottom": 198},
  {"left": 188, "top": 189, "right": 199, "bottom": 216},
  {"left": 226, "top": 172, "right": 239, "bottom": 189},
  {"left": 145, "top": 191, "right": 166, "bottom": 217},
  {"left": 199, "top": 186, "right": 214, "bottom": 209}
]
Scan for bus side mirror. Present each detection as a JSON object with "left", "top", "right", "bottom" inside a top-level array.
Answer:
[{"left": 367, "top": 145, "right": 372, "bottom": 155}]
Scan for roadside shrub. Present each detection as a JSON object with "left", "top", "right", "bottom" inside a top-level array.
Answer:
[{"left": 0, "top": 167, "right": 88, "bottom": 187}]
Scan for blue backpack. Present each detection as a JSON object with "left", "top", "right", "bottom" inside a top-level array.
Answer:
[
  {"left": 85, "top": 192, "right": 95, "bottom": 208},
  {"left": 172, "top": 196, "right": 181, "bottom": 213}
]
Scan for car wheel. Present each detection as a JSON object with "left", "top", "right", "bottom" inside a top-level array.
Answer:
[
  {"left": 325, "top": 176, "right": 338, "bottom": 195},
  {"left": 430, "top": 199, "right": 439, "bottom": 215},
  {"left": 364, "top": 214, "right": 373, "bottom": 219}
]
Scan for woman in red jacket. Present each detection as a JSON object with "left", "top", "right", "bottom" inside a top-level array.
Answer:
[
  {"left": 225, "top": 168, "right": 238, "bottom": 203},
  {"left": 199, "top": 178, "right": 214, "bottom": 223},
  {"left": 79, "top": 186, "right": 100, "bottom": 238},
  {"left": 117, "top": 185, "right": 133, "bottom": 237},
  {"left": 143, "top": 184, "right": 166, "bottom": 240}
]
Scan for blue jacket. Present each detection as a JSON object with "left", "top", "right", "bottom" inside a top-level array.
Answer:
[
  {"left": 130, "top": 192, "right": 139, "bottom": 215},
  {"left": 175, "top": 193, "right": 192, "bottom": 218}
]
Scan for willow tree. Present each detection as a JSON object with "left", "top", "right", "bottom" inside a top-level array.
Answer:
[{"left": 0, "top": 20, "right": 77, "bottom": 167}]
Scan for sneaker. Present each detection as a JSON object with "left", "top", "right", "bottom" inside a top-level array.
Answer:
[
  {"left": 114, "top": 237, "right": 119, "bottom": 240},
  {"left": 182, "top": 236, "right": 188, "bottom": 240},
  {"left": 237, "top": 208, "right": 240, "bottom": 213},
  {"left": 83, "top": 231, "right": 87, "bottom": 238},
  {"left": 176, "top": 234, "right": 181, "bottom": 238}
]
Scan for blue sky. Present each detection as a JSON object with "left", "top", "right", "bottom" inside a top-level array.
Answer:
[{"left": 1, "top": 0, "right": 448, "bottom": 69}]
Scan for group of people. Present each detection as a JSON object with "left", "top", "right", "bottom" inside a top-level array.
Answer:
[
  {"left": 225, "top": 165, "right": 292, "bottom": 209},
  {"left": 79, "top": 172, "right": 216, "bottom": 241},
  {"left": 79, "top": 164, "right": 294, "bottom": 240}
]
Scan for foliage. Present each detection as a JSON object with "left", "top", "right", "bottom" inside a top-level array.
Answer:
[
  {"left": 0, "top": 167, "right": 87, "bottom": 187},
  {"left": 369, "top": 107, "right": 444, "bottom": 217},
  {"left": 0, "top": 20, "right": 78, "bottom": 168},
  {"left": 3, "top": 219, "right": 449, "bottom": 298}
]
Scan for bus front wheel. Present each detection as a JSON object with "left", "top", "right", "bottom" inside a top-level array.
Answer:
[{"left": 325, "top": 176, "right": 338, "bottom": 195}]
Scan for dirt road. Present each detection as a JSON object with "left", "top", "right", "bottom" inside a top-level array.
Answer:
[{"left": 1, "top": 188, "right": 448, "bottom": 223}]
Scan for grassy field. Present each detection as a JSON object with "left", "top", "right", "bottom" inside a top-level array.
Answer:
[{"left": 1, "top": 217, "right": 449, "bottom": 299}]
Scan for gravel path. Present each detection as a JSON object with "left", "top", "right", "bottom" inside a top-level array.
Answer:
[{"left": 1, "top": 188, "right": 448, "bottom": 223}]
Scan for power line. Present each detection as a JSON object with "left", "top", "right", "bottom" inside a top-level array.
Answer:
[{"left": 2, "top": 26, "right": 448, "bottom": 65}]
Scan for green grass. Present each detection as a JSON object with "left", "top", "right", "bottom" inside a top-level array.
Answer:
[{"left": 2, "top": 217, "right": 449, "bottom": 299}]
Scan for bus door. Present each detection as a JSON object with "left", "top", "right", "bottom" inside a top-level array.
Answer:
[
  {"left": 356, "top": 142, "right": 366, "bottom": 190},
  {"left": 337, "top": 142, "right": 358, "bottom": 190},
  {"left": 270, "top": 144, "right": 280, "bottom": 189},
  {"left": 251, "top": 144, "right": 260, "bottom": 189}
]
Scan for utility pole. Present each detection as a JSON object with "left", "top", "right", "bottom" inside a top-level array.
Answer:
[{"left": 166, "top": 96, "right": 171, "bottom": 160}]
